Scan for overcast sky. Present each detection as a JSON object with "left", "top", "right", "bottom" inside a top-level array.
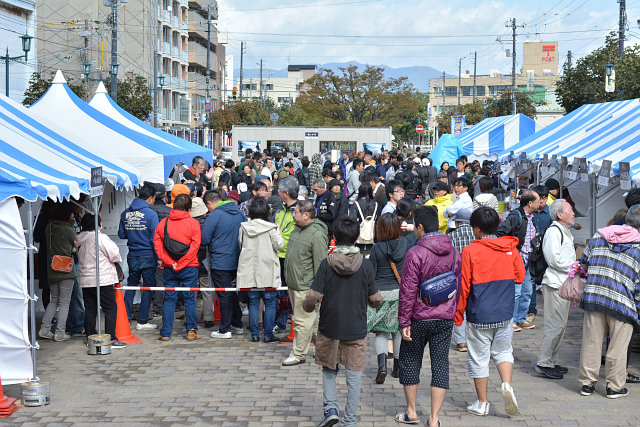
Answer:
[{"left": 217, "top": 0, "right": 636, "bottom": 74}]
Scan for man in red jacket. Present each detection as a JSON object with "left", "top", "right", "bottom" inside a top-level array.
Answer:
[{"left": 455, "top": 207, "right": 525, "bottom": 418}]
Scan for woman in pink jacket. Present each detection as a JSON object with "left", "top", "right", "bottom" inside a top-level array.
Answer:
[{"left": 74, "top": 214, "right": 126, "bottom": 348}]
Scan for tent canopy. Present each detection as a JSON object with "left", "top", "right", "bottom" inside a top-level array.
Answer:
[
  {"left": 501, "top": 99, "right": 640, "bottom": 177},
  {"left": 29, "top": 71, "right": 202, "bottom": 183},
  {"left": 88, "top": 82, "right": 211, "bottom": 166},
  {"left": 428, "top": 134, "right": 465, "bottom": 170},
  {"left": 458, "top": 114, "right": 537, "bottom": 155}
]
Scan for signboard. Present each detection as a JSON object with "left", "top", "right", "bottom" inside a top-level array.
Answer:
[
  {"left": 363, "top": 143, "right": 385, "bottom": 154},
  {"left": 598, "top": 160, "right": 612, "bottom": 187},
  {"left": 415, "top": 125, "right": 424, "bottom": 133},
  {"left": 304, "top": 131, "right": 319, "bottom": 139},
  {"left": 541, "top": 154, "right": 550, "bottom": 175},
  {"left": 542, "top": 44, "right": 556, "bottom": 63},
  {"left": 205, "top": 103, "right": 211, "bottom": 110},
  {"left": 270, "top": 112, "right": 279, "bottom": 125},
  {"left": 620, "top": 161, "right": 631, "bottom": 190},
  {"left": 565, "top": 157, "right": 577, "bottom": 180},
  {"left": 90, "top": 166, "right": 103, "bottom": 197},
  {"left": 577, "top": 157, "right": 588, "bottom": 182},
  {"left": 606, "top": 70, "right": 616, "bottom": 93},
  {"left": 451, "top": 116, "right": 465, "bottom": 136},
  {"left": 238, "top": 140, "right": 261, "bottom": 155}
]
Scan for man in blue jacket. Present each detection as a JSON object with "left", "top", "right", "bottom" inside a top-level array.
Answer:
[
  {"left": 118, "top": 184, "right": 160, "bottom": 330},
  {"left": 202, "top": 189, "right": 246, "bottom": 339}
]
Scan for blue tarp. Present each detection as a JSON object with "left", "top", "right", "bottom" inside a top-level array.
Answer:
[
  {"left": 428, "top": 134, "right": 465, "bottom": 170},
  {"left": 458, "top": 114, "right": 537, "bottom": 155}
]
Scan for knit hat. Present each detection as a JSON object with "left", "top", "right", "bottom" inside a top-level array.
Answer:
[
  {"left": 422, "top": 158, "right": 430, "bottom": 167},
  {"left": 227, "top": 190, "right": 240, "bottom": 202},
  {"left": 171, "top": 184, "right": 190, "bottom": 200},
  {"left": 545, "top": 178, "right": 560, "bottom": 191},
  {"left": 437, "top": 171, "right": 448, "bottom": 179},
  {"left": 453, "top": 208, "right": 472, "bottom": 223},
  {"left": 164, "top": 178, "right": 175, "bottom": 193},
  {"left": 327, "top": 178, "right": 342, "bottom": 190}
]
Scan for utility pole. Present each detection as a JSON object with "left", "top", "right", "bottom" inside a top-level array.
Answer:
[
  {"left": 259, "top": 59, "right": 263, "bottom": 106},
  {"left": 205, "top": 5, "right": 211, "bottom": 129},
  {"left": 619, "top": 0, "right": 626, "bottom": 57},
  {"left": 239, "top": 41, "right": 244, "bottom": 101},
  {"left": 473, "top": 51, "right": 477, "bottom": 103},
  {"left": 506, "top": 18, "right": 521, "bottom": 116},
  {"left": 442, "top": 71, "right": 446, "bottom": 107},
  {"left": 110, "top": 0, "right": 118, "bottom": 102},
  {"left": 457, "top": 58, "right": 461, "bottom": 105},
  {"left": 153, "top": 9, "right": 160, "bottom": 128},
  {"left": 84, "top": 19, "right": 89, "bottom": 100}
]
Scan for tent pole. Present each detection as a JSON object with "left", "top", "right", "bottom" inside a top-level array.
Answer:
[
  {"left": 27, "top": 202, "right": 38, "bottom": 381},
  {"left": 590, "top": 173, "right": 597, "bottom": 237},
  {"left": 94, "top": 196, "right": 101, "bottom": 336},
  {"left": 559, "top": 167, "right": 564, "bottom": 199}
]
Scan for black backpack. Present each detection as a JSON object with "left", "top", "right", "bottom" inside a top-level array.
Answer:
[{"left": 529, "top": 224, "right": 563, "bottom": 285}]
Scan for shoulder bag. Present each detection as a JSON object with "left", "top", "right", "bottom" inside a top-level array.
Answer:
[
  {"left": 418, "top": 250, "right": 458, "bottom": 306},
  {"left": 49, "top": 223, "right": 73, "bottom": 273},
  {"left": 162, "top": 219, "right": 190, "bottom": 261}
]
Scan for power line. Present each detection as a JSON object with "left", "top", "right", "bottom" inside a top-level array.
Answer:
[{"left": 222, "top": 0, "right": 385, "bottom": 12}]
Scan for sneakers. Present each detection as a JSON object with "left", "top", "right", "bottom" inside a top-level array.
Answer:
[
  {"left": 110, "top": 339, "right": 127, "bottom": 349},
  {"left": 158, "top": 336, "right": 170, "bottom": 341},
  {"left": 54, "top": 333, "right": 71, "bottom": 342},
  {"left": 455, "top": 343, "right": 468, "bottom": 352},
  {"left": 580, "top": 382, "right": 596, "bottom": 396},
  {"left": 231, "top": 326, "right": 244, "bottom": 335},
  {"left": 282, "top": 356, "right": 305, "bottom": 366},
  {"left": 626, "top": 373, "right": 640, "bottom": 383},
  {"left": 513, "top": 324, "right": 522, "bottom": 332},
  {"left": 526, "top": 313, "right": 536, "bottom": 324},
  {"left": 606, "top": 387, "right": 629, "bottom": 399},
  {"left": 501, "top": 382, "right": 518, "bottom": 416},
  {"left": 210, "top": 331, "right": 232, "bottom": 339},
  {"left": 466, "top": 400, "right": 490, "bottom": 416},
  {"left": 519, "top": 321, "right": 535, "bottom": 329},
  {"left": 273, "top": 325, "right": 285, "bottom": 334},
  {"left": 318, "top": 408, "right": 339, "bottom": 427},
  {"left": 555, "top": 365, "right": 569, "bottom": 374},
  {"left": 187, "top": 329, "right": 201, "bottom": 341},
  {"left": 38, "top": 330, "right": 54, "bottom": 340},
  {"left": 242, "top": 306, "right": 249, "bottom": 316},
  {"left": 136, "top": 322, "right": 157, "bottom": 330},
  {"left": 535, "top": 365, "right": 563, "bottom": 379}
]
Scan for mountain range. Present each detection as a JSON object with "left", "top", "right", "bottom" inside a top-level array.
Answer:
[{"left": 233, "top": 61, "right": 453, "bottom": 92}]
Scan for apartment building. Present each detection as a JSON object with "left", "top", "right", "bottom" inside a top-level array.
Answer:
[
  {"left": 37, "top": 0, "right": 224, "bottom": 131},
  {"left": 0, "top": 0, "right": 36, "bottom": 102},
  {"left": 238, "top": 64, "right": 316, "bottom": 105}
]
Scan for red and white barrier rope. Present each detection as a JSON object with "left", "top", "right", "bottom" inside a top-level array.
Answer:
[{"left": 119, "top": 286, "right": 287, "bottom": 292}]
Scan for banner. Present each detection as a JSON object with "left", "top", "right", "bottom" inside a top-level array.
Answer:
[
  {"left": 451, "top": 116, "right": 465, "bottom": 136},
  {"left": 363, "top": 143, "right": 386, "bottom": 154},
  {"left": 238, "top": 140, "right": 261, "bottom": 155}
]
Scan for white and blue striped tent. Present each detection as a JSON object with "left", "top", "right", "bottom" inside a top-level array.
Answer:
[
  {"left": 30, "top": 71, "right": 208, "bottom": 183},
  {"left": 499, "top": 99, "right": 640, "bottom": 177},
  {"left": 458, "top": 114, "right": 537, "bottom": 155},
  {"left": 0, "top": 94, "right": 140, "bottom": 202}
]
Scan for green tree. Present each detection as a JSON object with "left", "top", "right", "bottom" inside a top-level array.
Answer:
[
  {"left": 393, "top": 92, "right": 430, "bottom": 145},
  {"left": 22, "top": 72, "right": 86, "bottom": 106},
  {"left": 436, "top": 92, "right": 538, "bottom": 134},
  {"left": 298, "top": 65, "right": 419, "bottom": 126},
  {"left": 108, "top": 72, "right": 153, "bottom": 120},
  {"left": 556, "top": 32, "right": 640, "bottom": 113},
  {"left": 209, "top": 100, "right": 271, "bottom": 133}
]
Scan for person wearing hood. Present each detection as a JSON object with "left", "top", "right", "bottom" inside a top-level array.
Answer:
[
  {"left": 455, "top": 207, "right": 525, "bottom": 418},
  {"left": 154, "top": 194, "right": 202, "bottom": 341},
  {"left": 367, "top": 213, "right": 417, "bottom": 384},
  {"left": 317, "top": 178, "right": 349, "bottom": 238},
  {"left": 424, "top": 181, "right": 452, "bottom": 233},
  {"left": 202, "top": 188, "right": 247, "bottom": 339},
  {"left": 309, "top": 153, "right": 323, "bottom": 184},
  {"left": 74, "top": 214, "right": 126, "bottom": 348},
  {"left": 237, "top": 198, "right": 285, "bottom": 343},
  {"left": 282, "top": 200, "right": 328, "bottom": 366},
  {"left": 118, "top": 184, "right": 159, "bottom": 330},
  {"left": 578, "top": 204, "right": 640, "bottom": 399},
  {"left": 395, "top": 206, "right": 461, "bottom": 426},
  {"left": 302, "top": 217, "right": 382, "bottom": 427}
]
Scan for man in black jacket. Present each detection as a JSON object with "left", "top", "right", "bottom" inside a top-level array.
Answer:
[
  {"left": 497, "top": 190, "right": 540, "bottom": 332},
  {"left": 318, "top": 179, "right": 349, "bottom": 238},
  {"left": 296, "top": 157, "right": 312, "bottom": 194}
]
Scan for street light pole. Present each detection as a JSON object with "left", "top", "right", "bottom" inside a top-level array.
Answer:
[{"left": 2, "top": 34, "right": 32, "bottom": 98}]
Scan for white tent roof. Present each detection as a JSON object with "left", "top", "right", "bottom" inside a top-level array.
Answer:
[{"left": 29, "top": 71, "right": 194, "bottom": 183}]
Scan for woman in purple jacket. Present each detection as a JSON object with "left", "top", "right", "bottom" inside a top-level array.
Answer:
[{"left": 395, "top": 206, "right": 462, "bottom": 427}]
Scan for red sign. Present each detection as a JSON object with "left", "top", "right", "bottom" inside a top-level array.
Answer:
[
  {"left": 416, "top": 125, "right": 424, "bottom": 133},
  {"left": 542, "top": 44, "right": 556, "bottom": 62}
]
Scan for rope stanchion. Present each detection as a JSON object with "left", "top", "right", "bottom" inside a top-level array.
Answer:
[{"left": 120, "top": 286, "right": 288, "bottom": 292}]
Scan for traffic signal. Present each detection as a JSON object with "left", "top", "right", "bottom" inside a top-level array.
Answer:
[{"left": 232, "top": 86, "right": 237, "bottom": 100}]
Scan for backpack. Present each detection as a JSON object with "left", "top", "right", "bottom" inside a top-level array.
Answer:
[
  {"left": 220, "top": 169, "right": 239, "bottom": 190},
  {"left": 529, "top": 224, "right": 563, "bottom": 285},
  {"left": 353, "top": 200, "right": 377, "bottom": 245}
]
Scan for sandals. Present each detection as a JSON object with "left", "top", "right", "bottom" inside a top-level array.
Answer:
[{"left": 395, "top": 411, "right": 420, "bottom": 424}]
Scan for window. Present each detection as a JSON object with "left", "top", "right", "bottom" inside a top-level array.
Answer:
[
  {"left": 476, "top": 86, "right": 486, "bottom": 96},
  {"left": 295, "top": 83, "right": 300, "bottom": 91},
  {"left": 278, "top": 96, "right": 292, "bottom": 103},
  {"left": 445, "top": 86, "right": 457, "bottom": 97},
  {"left": 242, "top": 83, "right": 257, "bottom": 90},
  {"left": 489, "top": 85, "right": 510, "bottom": 96},
  {"left": 461, "top": 86, "right": 487, "bottom": 97},
  {"left": 265, "top": 84, "right": 274, "bottom": 90}
]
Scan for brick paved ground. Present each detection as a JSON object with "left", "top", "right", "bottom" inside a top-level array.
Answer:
[{"left": 5, "top": 296, "right": 640, "bottom": 426}]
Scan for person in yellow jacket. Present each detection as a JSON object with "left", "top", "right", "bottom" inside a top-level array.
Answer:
[{"left": 424, "top": 181, "right": 452, "bottom": 233}]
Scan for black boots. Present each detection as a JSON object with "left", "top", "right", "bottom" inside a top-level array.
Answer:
[
  {"left": 376, "top": 353, "right": 387, "bottom": 384},
  {"left": 391, "top": 358, "right": 399, "bottom": 378}
]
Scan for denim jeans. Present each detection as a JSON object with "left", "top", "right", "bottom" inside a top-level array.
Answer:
[
  {"left": 160, "top": 267, "right": 198, "bottom": 337},
  {"left": 124, "top": 254, "right": 156, "bottom": 324},
  {"left": 248, "top": 290, "right": 278, "bottom": 339},
  {"left": 323, "top": 366, "right": 362, "bottom": 427},
  {"left": 211, "top": 269, "right": 242, "bottom": 333},
  {"left": 513, "top": 265, "right": 533, "bottom": 324},
  {"left": 65, "top": 278, "right": 85, "bottom": 333}
]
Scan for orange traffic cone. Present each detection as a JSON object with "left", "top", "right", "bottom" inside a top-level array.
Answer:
[
  {"left": 279, "top": 317, "right": 295, "bottom": 344},
  {"left": 0, "top": 376, "right": 18, "bottom": 418},
  {"left": 114, "top": 283, "right": 142, "bottom": 343},
  {"left": 213, "top": 295, "right": 221, "bottom": 324}
]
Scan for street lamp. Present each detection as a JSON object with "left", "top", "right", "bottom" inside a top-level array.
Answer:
[
  {"left": 111, "top": 63, "right": 119, "bottom": 77},
  {"left": 1, "top": 33, "right": 33, "bottom": 97},
  {"left": 605, "top": 63, "right": 614, "bottom": 77}
]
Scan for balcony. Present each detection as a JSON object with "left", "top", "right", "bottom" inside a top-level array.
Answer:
[
  {"left": 181, "top": 50, "right": 188, "bottom": 62},
  {"left": 172, "top": 46, "right": 180, "bottom": 59},
  {"left": 188, "top": 41, "right": 208, "bottom": 68},
  {"left": 188, "top": 10, "right": 208, "bottom": 41},
  {"left": 162, "top": 108, "right": 170, "bottom": 121},
  {"left": 181, "top": 22, "right": 189, "bottom": 34},
  {"left": 163, "top": 42, "right": 171, "bottom": 55},
  {"left": 163, "top": 10, "right": 171, "bottom": 23},
  {"left": 172, "top": 16, "right": 180, "bottom": 28},
  {"left": 180, "top": 0, "right": 188, "bottom": 8}
]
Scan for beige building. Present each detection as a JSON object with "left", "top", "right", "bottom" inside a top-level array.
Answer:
[
  {"left": 429, "top": 41, "right": 562, "bottom": 132},
  {"left": 37, "top": 0, "right": 224, "bottom": 131},
  {"left": 238, "top": 65, "right": 316, "bottom": 105}
]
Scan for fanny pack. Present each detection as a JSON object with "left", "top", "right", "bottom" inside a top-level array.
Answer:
[
  {"left": 418, "top": 249, "right": 457, "bottom": 306},
  {"left": 49, "top": 224, "right": 73, "bottom": 273},
  {"left": 163, "top": 219, "right": 190, "bottom": 261}
]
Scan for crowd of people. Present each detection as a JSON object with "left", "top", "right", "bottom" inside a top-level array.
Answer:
[{"left": 32, "top": 146, "right": 640, "bottom": 427}]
